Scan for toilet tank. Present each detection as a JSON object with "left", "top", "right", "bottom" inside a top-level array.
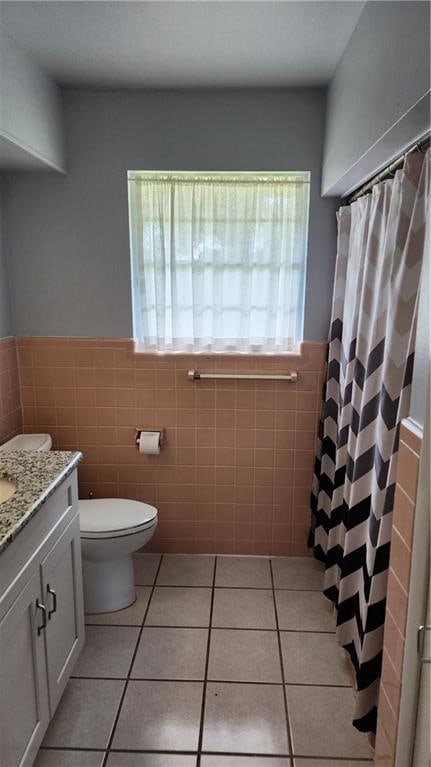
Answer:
[{"left": 0, "top": 433, "right": 52, "bottom": 452}]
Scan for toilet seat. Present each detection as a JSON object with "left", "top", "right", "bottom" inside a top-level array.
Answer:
[{"left": 79, "top": 498, "right": 158, "bottom": 540}]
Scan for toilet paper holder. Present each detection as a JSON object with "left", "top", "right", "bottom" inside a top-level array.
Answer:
[{"left": 135, "top": 429, "right": 164, "bottom": 450}]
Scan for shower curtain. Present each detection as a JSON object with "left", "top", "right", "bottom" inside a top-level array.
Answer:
[{"left": 310, "top": 148, "right": 430, "bottom": 735}]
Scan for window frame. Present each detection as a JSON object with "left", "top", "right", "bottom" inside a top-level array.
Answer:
[{"left": 128, "top": 170, "right": 311, "bottom": 355}]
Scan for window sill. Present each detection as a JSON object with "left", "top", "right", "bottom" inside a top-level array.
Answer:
[
  {"left": 133, "top": 342, "right": 301, "bottom": 357},
  {"left": 131, "top": 340, "right": 326, "bottom": 363}
]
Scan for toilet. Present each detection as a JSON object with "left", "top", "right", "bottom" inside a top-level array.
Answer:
[
  {"left": 0, "top": 433, "right": 52, "bottom": 452},
  {"left": 0, "top": 432, "right": 158, "bottom": 614},
  {"left": 79, "top": 498, "right": 157, "bottom": 613}
]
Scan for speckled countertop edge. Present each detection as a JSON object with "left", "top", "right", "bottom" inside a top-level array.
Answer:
[{"left": 0, "top": 450, "right": 82, "bottom": 554}]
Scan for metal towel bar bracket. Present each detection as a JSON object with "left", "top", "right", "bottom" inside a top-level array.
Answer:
[{"left": 188, "top": 369, "right": 298, "bottom": 382}]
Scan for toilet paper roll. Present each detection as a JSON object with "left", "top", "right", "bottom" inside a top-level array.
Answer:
[{"left": 138, "top": 431, "right": 161, "bottom": 455}]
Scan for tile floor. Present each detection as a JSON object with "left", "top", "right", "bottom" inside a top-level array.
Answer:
[{"left": 35, "top": 554, "right": 373, "bottom": 767}]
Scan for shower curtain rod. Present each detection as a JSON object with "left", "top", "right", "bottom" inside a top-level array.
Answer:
[{"left": 346, "top": 132, "right": 430, "bottom": 204}]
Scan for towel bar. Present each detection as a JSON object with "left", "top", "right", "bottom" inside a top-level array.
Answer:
[{"left": 187, "top": 370, "right": 298, "bottom": 382}]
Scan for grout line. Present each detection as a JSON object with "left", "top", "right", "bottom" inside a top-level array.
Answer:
[
  {"left": 84, "top": 622, "right": 336, "bottom": 635},
  {"left": 284, "top": 759, "right": 373, "bottom": 764},
  {"left": 39, "top": 746, "right": 105, "bottom": 754},
  {"left": 42, "top": 745, "right": 372, "bottom": 760},
  {"left": 135, "top": 583, "right": 323, "bottom": 591},
  {"left": 196, "top": 555, "right": 217, "bottom": 765},
  {"left": 150, "top": 583, "right": 215, "bottom": 590},
  {"left": 70, "top": 674, "right": 350, "bottom": 689},
  {"left": 100, "top": 554, "right": 165, "bottom": 767},
  {"left": 269, "top": 558, "right": 295, "bottom": 767}
]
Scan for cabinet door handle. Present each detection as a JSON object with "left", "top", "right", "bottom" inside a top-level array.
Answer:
[
  {"left": 36, "top": 599, "right": 47, "bottom": 635},
  {"left": 47, "top": 584, "right": 57, "bottom": 619},
  {"left": 417, "top": 625, "right": 431, "bottom": 663}
]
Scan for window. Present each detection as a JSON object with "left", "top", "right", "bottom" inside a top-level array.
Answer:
[{"left": 128, "top": 171, "right": 310, "bottom": 353}]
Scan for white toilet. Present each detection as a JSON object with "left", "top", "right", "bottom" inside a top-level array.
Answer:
[
  {"left": 0, "top": 432, "right": 52, "bottom": 452},
  {"left": 0, "top": 432, "right": 158, "bottom": 614},
  {"left": 79, "top": 498, "right": 157, "bottom": 613}
]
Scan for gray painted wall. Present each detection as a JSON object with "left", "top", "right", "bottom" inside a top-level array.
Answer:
[
  {"left": 0, "top": 180, "right": 13, "bottom": 337},
  {"left": 0, "top": 27, "right": 65, "bottom": 171},
  {"left": 4, "top": 88, "right": 338, "bottom": 340},
  {"left": 323, "top": 1, "right": 430, "bottom": 196}
]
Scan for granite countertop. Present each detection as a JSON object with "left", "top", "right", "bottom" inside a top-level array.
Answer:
[{"left": 0, "top": 450, "right": 82, "bottom": 554}]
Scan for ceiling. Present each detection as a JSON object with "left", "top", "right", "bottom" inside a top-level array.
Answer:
[{"left": 1, "top": 1, "right": 366, "bottom": 88}]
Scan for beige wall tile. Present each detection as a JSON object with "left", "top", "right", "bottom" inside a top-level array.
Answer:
[
  {"left": 399, "top": 421, "right": 422, "bottom": 455},
  {"left": 390, "top": 528, "right": 411, "bottom": 592},
  {"left": 377, "top": 686, "right": 398, "bottom": 753},
  {"left": 397, "top": 439, "right": 420, "bottom": 502},
  {"left": 15, "top": 336, "right": 328, "bottom": 556},
  {"left": 381, "top": 650, "right": 401, "bottom": 719},
  {"left": 393, "top": 485, "right": 415, "bottom": 549},
  {"left": 375, "top": 423, "right": 422, "bottom": 767},
  {"left": 0, "top": 338, "right": 22, "bottom": 444}
]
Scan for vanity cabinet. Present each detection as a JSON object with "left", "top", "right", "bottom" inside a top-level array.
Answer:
[
  {"left": 41, "top": 514, "right": 84, "bottom": 714},
  {"left": 0, "top": 569, "right": 50, "bottom": 767},
  {"left": 0, "top": 469, "right": 84, "bottom": 767}
]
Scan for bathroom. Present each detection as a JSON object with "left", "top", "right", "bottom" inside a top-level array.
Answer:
[{"left": 0, "top": 1, "right": 430, "bottom": 766}]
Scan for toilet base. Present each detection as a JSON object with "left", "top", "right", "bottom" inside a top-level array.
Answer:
[{"left": 82, "top": 554, "right": 135, "bottom": 613}]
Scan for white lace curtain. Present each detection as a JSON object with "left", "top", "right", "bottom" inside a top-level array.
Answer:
[{"left": 128, "top": 172, "right": 310, "bottom": 353}]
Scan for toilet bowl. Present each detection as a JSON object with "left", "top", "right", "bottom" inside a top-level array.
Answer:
[{"left": 79, "top": 498, "right": 158, "bottom": 613}]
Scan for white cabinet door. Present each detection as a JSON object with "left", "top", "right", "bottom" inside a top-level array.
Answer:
[
  {"left": 41, "top": 513, "right": 85, "bottom": 716},
  {"left": 0, "top": 570, "right": 50, "bottom": 767}
]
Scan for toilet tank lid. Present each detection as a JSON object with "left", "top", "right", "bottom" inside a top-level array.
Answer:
[
  {"left": 0, "top": 433, "right": 52, "bottom": 452},
  {"left": 79, "top": 498, "right": 158, "bottom": 534}
]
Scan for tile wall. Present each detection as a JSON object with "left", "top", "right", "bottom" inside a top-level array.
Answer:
[
  {"left": 0, "top": 336, "right": 22, "bottom": 444},
  {"left": 16, "top": 337, "right": 326, "bottom": 555},
  {"left": 374, "top": 420, "right": 422, "bottom": 766}
]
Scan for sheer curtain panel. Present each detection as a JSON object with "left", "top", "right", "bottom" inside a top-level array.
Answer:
[{"left": 128, "top": 172, "right": 310, "bottom": 353}]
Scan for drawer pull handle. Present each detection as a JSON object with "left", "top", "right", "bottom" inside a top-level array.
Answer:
[
  {"left": 47, "top": 585, "right": 57, "bottom": 619},
  {"left": 36, "top": 600, "right": 47, "bottom": 635}
]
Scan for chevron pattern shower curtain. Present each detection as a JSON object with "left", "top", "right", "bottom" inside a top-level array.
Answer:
[{"left": 310, "top": 148, "right": 430, "bottom": 735}]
